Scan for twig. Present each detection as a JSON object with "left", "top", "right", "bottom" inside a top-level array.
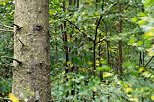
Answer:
[
  {"left": 18, "top": 38, "right": 25, "bottom": 46},
  {"left": 96, "top": 15, "right": 103, "bottom": 30},
  {"left": 1, "top": 56, "right": 22, "bottom": 65},
  {"left": 0, "top": 29, "right": 13, "bottom": 32},
  {"left": 0, "top": 97, "right": 9, "bottom": 101},
  {"left": 94, "top": 15, "right": 103, "bottom": 42},
  {"left": 102, "top": 20, "right": 108, "bottom": 32},
  {"left": 144, "top": 56, "right": 154, "bottom": 68},
  {"left": 108, "top": 22, "right": 119, "bottom": 31},
  {"left": 0, "top": 22, "right": 13, "bottom": 29},
  {"left": 101, "top": 0, "right": 120, "bottom": 14},
  {"left": 1, "top": 24, "right": 13, "bottom": 29},
  {"left": 66, "top": 19, "right": 93, "bottom": 41}
]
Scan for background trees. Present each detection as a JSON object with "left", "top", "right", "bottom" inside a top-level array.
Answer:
[{"left": 0, "top": 0, "right": 153, "bottom": 102}]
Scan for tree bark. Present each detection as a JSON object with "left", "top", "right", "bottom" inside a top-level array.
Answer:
[{"left": 13, "top": 0, "right": 51, "bottom": 102}]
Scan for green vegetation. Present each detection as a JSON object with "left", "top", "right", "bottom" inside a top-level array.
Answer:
[{"left": 0, "top": 0, "right": 153, "bottom": 101}]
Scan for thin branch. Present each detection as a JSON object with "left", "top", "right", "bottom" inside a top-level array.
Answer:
[
  {"left": 122, "top": 4, "right": 130, "bottom": 11},
  {"left": 94, "top": 15, "right": 103, "bottom": 42},
  {"left": 18, "top": 38, "right": 25, "bottom": 46},
  {"left": 1, "top": 56, "right": 22, "bottom": 65},
  {"left": 0, "top": 97, "right": 9, "bottom": 101},
  {"left": 0, "top": 22, "right": 13, "bottom": 29},
  {"left": 94, "top": 0, "right": 119, "bottom": 42},
  {"left": 101, "top": 0, "right": 120, "bottom": 14},
  {"left": 0, "top": 29, "right": 13, "bottom": 32},
  {"left": 102, "top": 20, "right": 108, "bottom": 32},
  {"left": 66, "top": 19, "right": 93, "bottom": 41},
  {"left": 108, "top": 22, "right": 119, "bottom": 31},
  {"left": 96, "top": 15, "right": 103, "bottom": 30},
  {"left": 144, "top": 56, "right": 154, "bottom": 68},
  {"left": 1, "top": 24, "right": 13, "bottom": 29}
]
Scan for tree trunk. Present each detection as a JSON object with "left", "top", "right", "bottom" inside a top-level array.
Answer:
[
  {"left": 118, "top": 1, "right": 123, "bottom": 76},
  {"left": 13, "top": 0, "right": 51, "bottom": 102}
]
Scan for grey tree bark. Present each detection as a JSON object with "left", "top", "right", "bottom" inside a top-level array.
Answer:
[{"left": 12, "top": 0, "right": 51, "bottom": 102}]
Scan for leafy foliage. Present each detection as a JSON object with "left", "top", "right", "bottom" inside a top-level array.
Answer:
[{"left": 0, "top": 0, "right": 153, "bottom": 101}]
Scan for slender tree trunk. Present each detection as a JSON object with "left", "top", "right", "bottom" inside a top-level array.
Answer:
[
  {"left": 98, "top": 0, "right": 105, "bottom": 81},
  {"left": 118, "top": 1, "right": 123, "bottom": 76},
  {"left": 68, "top": 0, "right": 75, "bottom": 96},
  {"left": 77, "top": 0, "right": 79, "bottom": 8},
  {"left": 139, "top": 51, "right": 145, "bottom": 67},
  {"left": 93, "top": 42, "right": 96, "bottom": 76},
  {"left": 98, "top": 38, "right": 103, "bottom": 81},
  {"left": 64, "top": 21, "right": 69, "bottom": 74},
  {"left": 55, "top": 38, "right": 58, "bottom": 64},
  {"left": 142, "top": 51, "right": 145, "bottom": 66},
  {"left": 62, "top": 0, "right": 69, "bottom": 74},
  {"left": 106, "top": 41, "right": 110, "bottom": 67},
  {"left": 13, "top": 0, "right": 51, "bottom": 102},
  {"left": 69, "top": 0, "right": 74, "bottom": 72}
]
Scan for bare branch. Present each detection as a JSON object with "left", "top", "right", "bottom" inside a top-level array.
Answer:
[
  {"left": 1, "top": 56, "right": 22, "bottom": 65},
  {"left": 0, "top": 22, "right": 13, "bottom": 29},
  {"left": 0, "top": 29, "right": 13, "bottom": 32},
  {"left": 144, "top": 56, "right": 154, "bottom": 68},
  {"left": 66, "top": 19, "right": 93, "bottom": 42},
  {"left": 0, "top": 97, "right": 9, "bottom": 101},
  {"left": 1, "top": 24, "right": 13, "bottom": 29}
]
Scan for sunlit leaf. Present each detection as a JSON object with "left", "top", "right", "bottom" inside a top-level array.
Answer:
[
  {"left": 8, "top": 93, "right": 19, "bottom": 102},
  {"left": 138, "top": 67, "right": 144, "bottom": 72},
  {"left": 145, "top": 32, "right": 154, "bottom": 37},
  {"left": 0, "top": 1, "right": 6, "bottom": 6},
  {"left": 103, "top": 72, "right": 112, "bottom": 78},
  {"left": 138, "top": 20, "right": 148, "bottom": 25},
  {"left": 129, "top": 97, "right": 138, "bottom": 102},
  {"left": 151, "top": 95, "right": 154, "bottom": 100},
  {"left": 126, "top": 87, "right": 132, "bottom": 93}
]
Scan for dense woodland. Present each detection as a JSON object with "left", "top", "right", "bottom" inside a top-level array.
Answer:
[{"left": 0, "top": 0, "right": 154, "bottom": 102}]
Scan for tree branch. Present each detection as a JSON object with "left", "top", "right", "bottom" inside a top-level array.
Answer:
[
  {"left": 101, "top": 0, "right": 120, "bottom": 14},
  {"left": 0, "top": 29, "right": 13, "bottom": 32},
  {"left": 144, "top": 56, "right": 154, "bottom": 68},
  {"left": 0, "top": 22, "right": 13, "bottom": 29},
  {"left": 0, "top": 21, "right": 13, "bottom": 29},
  {"left": 94, "top": 15, "right": 103, "bottom": 42},
  {"left": 1, "top": 56, "right": 22, "bottom": 65},
  {"left": 0, "top": 97, "right": 9, "bottom": 101},
  {"left": 94, "top": 0, "right": 119, "bottom": 42},
  {"left": 66, "top": 19, "right": 93, "bottom": 41}
]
